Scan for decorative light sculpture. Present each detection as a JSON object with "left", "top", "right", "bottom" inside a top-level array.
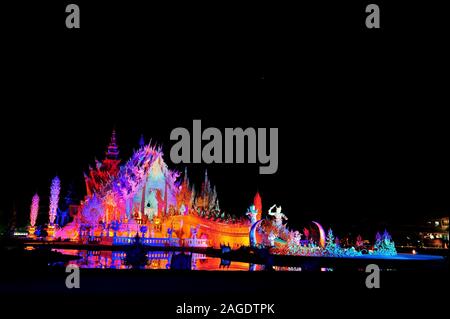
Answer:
[
  {"left": 48, "top": 176, "right": 61, "bottom": 237},
  {"left": 312, "top": 221, "right": 326, "bottom": 248},
  {"left": 373, "top": 229, "right": 397, "bottom": 256},
  {"left": 29, "top": 193, "right": 39, "bottom": 237},
  {"left": 325, "top": 228, "right": 337, "bottom": 255},
  {"left": 253, "top": 192, "right": 262, "bottom": 220},
  {"left": 30, "top": 193, "right": 39, "bottom": 226},
  {"left": 47, "top": 130, "right": 400, "bottom": 257}
]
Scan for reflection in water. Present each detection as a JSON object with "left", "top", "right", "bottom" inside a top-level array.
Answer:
[{"left": 54, "top": 249, "right": 253, "bottom": 271}]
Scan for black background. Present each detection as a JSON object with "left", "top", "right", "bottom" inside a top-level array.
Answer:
[
  {"left": 1, "top": 0, "right": 448, "bottom": 232},
  {"left": 0, "top": 0, "right": 448, "bottom": 316}
]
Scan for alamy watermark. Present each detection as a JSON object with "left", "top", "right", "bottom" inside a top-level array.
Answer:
[
  {"left": 365, "top": 4, "right": 380, "bottom": 29},
  {"left": 65, "top": 4, "right": 80, "bottom": 29},
  {"left": 170, "top": 120, "right": 278, "bottom": 175},
  {"left": 65, "top": 264, "right": 80, "bottom": 289},
  {"left": 365, "top": 264, "right": 380, "bottom": 288}
]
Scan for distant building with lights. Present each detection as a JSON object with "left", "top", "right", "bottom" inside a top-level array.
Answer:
[{"left": 419, "top": 217, "right": 449, "bottom": 249}]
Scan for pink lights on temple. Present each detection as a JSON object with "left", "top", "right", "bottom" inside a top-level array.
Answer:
[{"left": 27, "top": 130, "right": 397, "bottom": 258}]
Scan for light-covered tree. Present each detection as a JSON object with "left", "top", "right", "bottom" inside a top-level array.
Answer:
[
  {"left": 49, "top": 176, "right": 61, "bottom": 225},
  {"left": 373, "top": 229, "right": 397, "bottom": 256},
  {"left": 30, "top": 193, "right": 39, "bottom": 227},
  {"left": 325, "top": 228, "right": 337, "bottom": 255}
]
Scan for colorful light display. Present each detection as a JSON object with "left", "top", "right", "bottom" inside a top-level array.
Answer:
[
  {"left": 49, "top": 176, "right": 61, "bottom": 225},
  {"left": 253, "top": 192, "right": 262, "bottom": 221},
  {"left": 312, "top": 221, "right": 326, "bottom": 248},
  {"left": 30, "top": 193, "right": 39, "bottom": 227},
  {"left": 53, "top": 132, "right": 252, "bottom": 247},
  {"left": 28, "top": 193, "right": 39, "bottom": 237},
  {"left": 373, "top": 230, "right": 397, "bottom": 256},
  {"left": 26, "top": 130, "right": 397, "bottom": 257}
]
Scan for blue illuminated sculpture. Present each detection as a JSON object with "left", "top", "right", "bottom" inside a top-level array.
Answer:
[{"left": 373, "top": 230, "right": 397, "bottom": 256}]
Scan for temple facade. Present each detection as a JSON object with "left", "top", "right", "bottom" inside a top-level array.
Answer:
[
  {"left": 55, "top": 131, "right": 253, "bottom": 248},
  {"left": 30, "top": 131, "right": 399, "bottom": 258}
]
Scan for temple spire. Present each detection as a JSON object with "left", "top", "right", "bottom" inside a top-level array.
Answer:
[{"left": 106, "top": 129, "right": 120, "bottom": 160}]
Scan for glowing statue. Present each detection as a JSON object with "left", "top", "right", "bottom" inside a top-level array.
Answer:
[
  {"left": 246, "top": 204, "right": 258, "bottom": 225},
  {"left": 268, "top": 204, "right": 288, "bottom": 228}
]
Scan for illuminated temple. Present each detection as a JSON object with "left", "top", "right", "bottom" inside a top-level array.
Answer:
[
  {"left": 54, "top": 131, "right": 252, "bottom": 248},
  {"left": 30, "top": 131, "right": 397, "bottom": 258}
]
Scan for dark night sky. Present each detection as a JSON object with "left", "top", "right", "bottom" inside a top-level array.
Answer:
[{"left": 1, "top": 1, "right": 449, "bottom": 234}]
